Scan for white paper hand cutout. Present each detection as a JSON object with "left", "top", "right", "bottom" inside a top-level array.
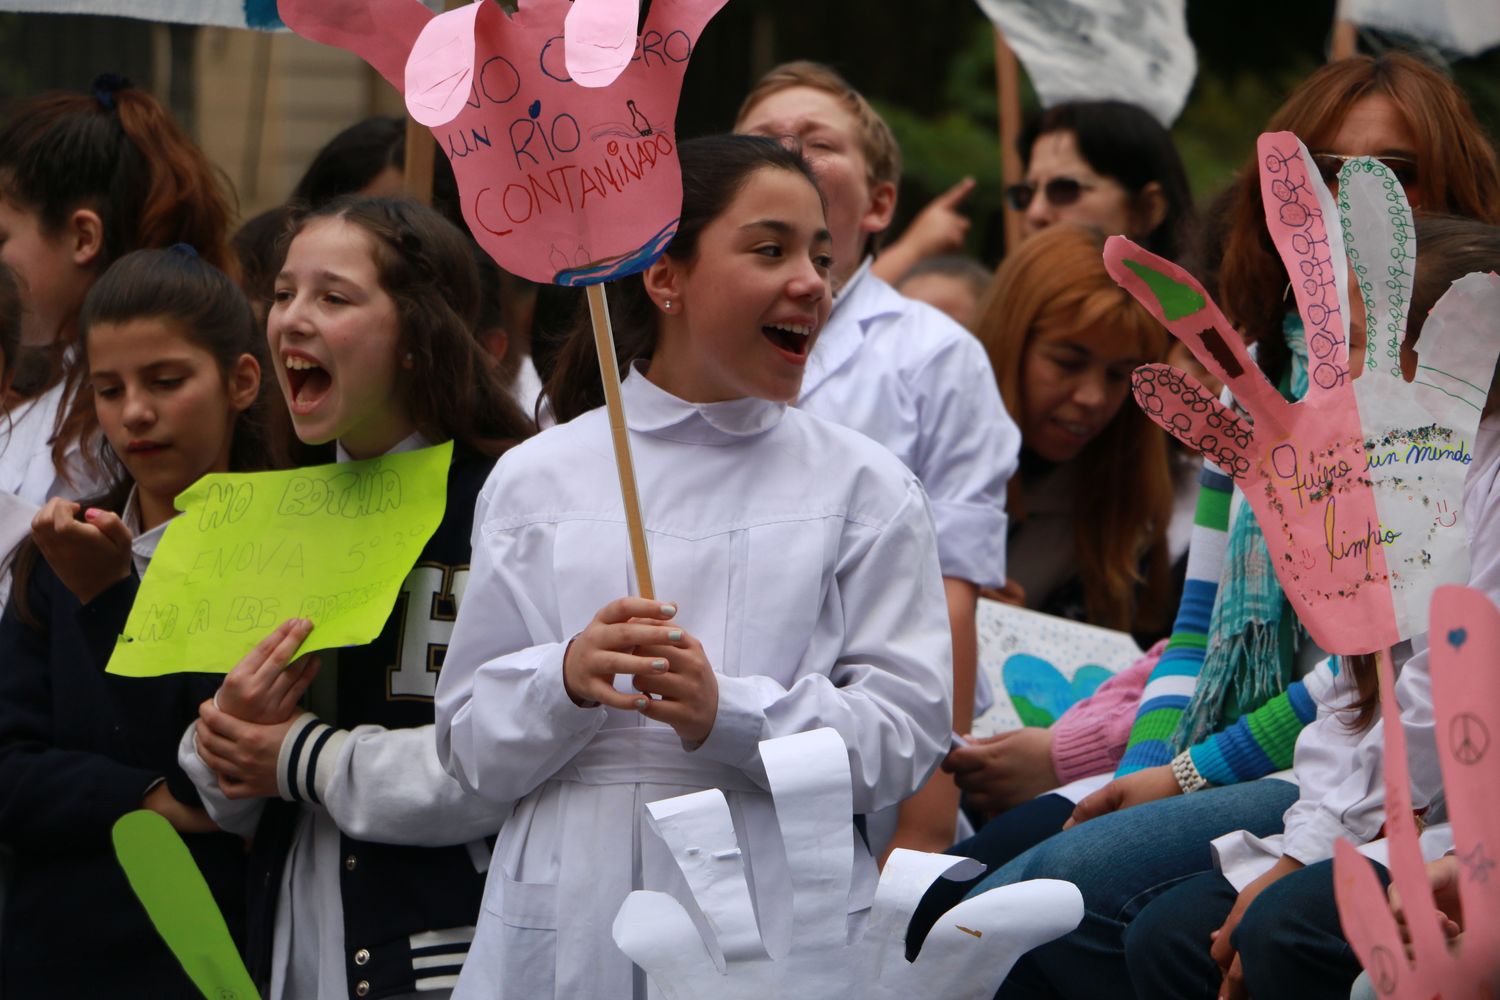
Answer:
[{"left": 612, "top": 728, "right": 1084, "bottom": 999}]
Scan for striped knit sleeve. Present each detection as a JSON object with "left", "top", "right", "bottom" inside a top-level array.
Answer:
[
  {"left": 1187, "top": 680, "right": 1318, "bottom": 785},
  {"left": 1115, "top": 463, "right": 1234, "bottom": 775}
]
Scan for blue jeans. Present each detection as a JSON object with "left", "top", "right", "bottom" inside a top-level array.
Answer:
[
  {"left": 966, "top": 778, "right": 1299, "bottom": 1000},
  {"left": 954, "top": 793, "right": 1076, "bottom": 869},
  {"left": 1125, "top": 859, "right": 1385, "bottom": 999}
]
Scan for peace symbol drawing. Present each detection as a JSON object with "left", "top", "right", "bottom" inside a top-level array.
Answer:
[{"left": 1449, "top": 712, "right": 1490, "bottom": 766}]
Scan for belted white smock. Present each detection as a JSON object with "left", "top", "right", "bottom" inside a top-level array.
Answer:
[{"left": 435, "top": 369, "right": 953, "bottom": 999}]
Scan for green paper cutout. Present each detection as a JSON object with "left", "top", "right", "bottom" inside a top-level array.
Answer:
[
  {"left": 108, "top": 442, "right": 453, "bottom": 677},
  {"left": 112, "top": 810, "right": 260, "bottom": 1000},
  {"left": 1123, "top": 258, "right": 1205, "bottom": 320}
]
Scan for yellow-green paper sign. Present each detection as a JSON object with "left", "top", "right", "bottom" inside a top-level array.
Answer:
[{"left": 106, "top": 442, "right": 453, "bottom": 677}]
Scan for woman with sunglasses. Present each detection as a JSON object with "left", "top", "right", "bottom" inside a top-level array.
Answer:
[
  {"left": 1223, "top": 49, "right": 1500, "bottom": 373},
  {"left": 1007, "top": 100, "right": 1195, "bottom": 260},
  {"left": 951, "top": 53, "right": 1500, "bottom": 1000}
]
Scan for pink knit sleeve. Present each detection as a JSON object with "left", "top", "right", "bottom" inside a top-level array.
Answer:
[{"left": 1047, "top": 641, "right": 1164, "bottom": 784}]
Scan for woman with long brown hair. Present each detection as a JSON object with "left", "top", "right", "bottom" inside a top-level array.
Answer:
[
  {"left": 1222, "top": 51, "right": 1500, "bottom": 379},
  {"left": 977, "top": 222, "right": 1175, "bottom": 636},
  {"left": 939, "top": 224, "right": 1178, "bottom": 852}
]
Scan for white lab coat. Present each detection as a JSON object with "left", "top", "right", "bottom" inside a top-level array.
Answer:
[
  {"left": 798, "top": 260, "right": 1018, "bottom": 589},
  {"left": 0, "top": 379, "right": 101, "bottom": 608},
  {"left": 436, "top": 368, "right": 953, "bottom": 999},
  {"left": 1213, "top": 415, "right": 1500, "bottom": 887}
]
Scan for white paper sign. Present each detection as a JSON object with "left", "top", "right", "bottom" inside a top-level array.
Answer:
[
  {"left": 614, "top": 728, "right": 1084, "bottom": 999},
  {"left": 1342, "top": 0, "right": 1500, "bottom": 57},
  {"left": 973, "top": 0, "right": 1197, "bottom": 125},
  {"left": 1341, "top": 158, "right": 1500, "bottom": 640},
  {"left": 973, "top": 599, "right": 1141, "bottom": 737}
]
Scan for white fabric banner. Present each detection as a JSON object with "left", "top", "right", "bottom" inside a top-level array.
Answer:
[
  {"left": 0, "top": 1, "right": 439, "bottom": 31},
  {"left": 1342, "top": 0, "right": 1500, "bottom": 56},
  {"left": 974, "top": 0, "right": 1196, "bottom": 126},
  {"left": 0, "top": 0, "right": 289, "bottom": 29}
]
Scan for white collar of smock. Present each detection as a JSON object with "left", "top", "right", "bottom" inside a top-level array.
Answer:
[
  {"left": 121, "top": 487, "right": 172, "bottom": 577},
  {"left": 798, "top": 256, "right": 904, "bottom": 401},
  {"left": 621, "top": 364, "right": 785, "bottom": 444},
  {"left": 334, "top": 430, "right": 433, "bottom": 464}
]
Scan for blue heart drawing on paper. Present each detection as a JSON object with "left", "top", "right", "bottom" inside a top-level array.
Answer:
[
  {"left": 1002, "top": 655, "right": 1114, "bottom": 727},
  {"left": 1449, "top": 627, "right": 1468, "bottom": 649},
  {"left": 241, "top": 0, "right": 284, "bottom": 30}
]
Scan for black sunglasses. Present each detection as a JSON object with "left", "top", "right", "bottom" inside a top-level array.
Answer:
[
  {"left": 1005, "top": 176, "right": 1098, "bottom": 212},
  {"left": 1311, "top": 152, "right": 1419, "bottom": 192}
]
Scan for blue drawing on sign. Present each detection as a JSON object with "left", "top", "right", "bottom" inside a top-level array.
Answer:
[
  {"left": 242, "top": 0, "right": 284, "bottom": 30},
  {"left": 1001, "top": 655, "right": 1113, "bottom": 727}
]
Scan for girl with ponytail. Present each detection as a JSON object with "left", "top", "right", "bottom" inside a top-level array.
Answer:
[{"left": 0, "top": 74, "right": 233, "bottom": 507}]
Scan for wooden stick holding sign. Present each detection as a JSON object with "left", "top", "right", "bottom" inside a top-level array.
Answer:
[
  {"left": 401, "top": 115, "right": 438, "bottom": 205},
  {"left": 586, "top": 283, "right": 655, "bottom": 598},
  {"left": 400, "top": 0, "right": 465, "bottom": 205},
  {"left": 993, "top": 26, "right": 1023, "bottom": 255}
]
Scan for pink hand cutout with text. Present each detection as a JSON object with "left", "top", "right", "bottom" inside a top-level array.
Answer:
[
  {"left": 279, "top": 0, "right": 728, "bottom": 285},
  {"left": 1335, "top": 586, "right": 1500, "bottom": 998},
  {"left": 1108, "top": 133, "right": 1500, "bottom": 655}
]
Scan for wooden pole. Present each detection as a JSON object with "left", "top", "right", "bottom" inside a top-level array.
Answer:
[
  {"left": 994, "top": 26, "right": 1023, "bottom": 256},
  {"left": 585, "top": 283, "right": 656, "bottom": 599},
  {"left": 402, "top": 116, "right": 437, "bottom": 206},
  {"left": 1331, "top": 20, "right": 1357, "bottom": 60},
  {"left": 401, "top": 0, "right": 465, "bottom": 205},
  {"left": 1331, "top": 0, "right": 1357, "bottom": 60}
]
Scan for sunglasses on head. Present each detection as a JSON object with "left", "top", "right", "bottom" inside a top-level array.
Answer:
[
  {"left": 1005, "top": 176, "right": 1098, "bottom": 212},
  {"left": 1311, "top": 152, "right": 1419, "bottom": 192}
]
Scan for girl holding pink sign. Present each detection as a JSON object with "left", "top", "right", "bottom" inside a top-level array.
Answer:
[{"left": 435, "top": 135, "right": 954, "bottom": 1000}]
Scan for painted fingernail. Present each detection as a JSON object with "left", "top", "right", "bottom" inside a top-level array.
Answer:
[
  {"left": 635, "top": 698, "right": 649, "bottom": 710},
  {"left": 660, "top": 603, "right": 677, "bottom": 617},
  {"left": 84, "top": 508, "right": 101, "bottom": 520},
  {"left": 668, "top": 629, "right": 683, "bottom": 642},
  {"left": 651, "top": 659, "right": 668, "bottom": 672}
]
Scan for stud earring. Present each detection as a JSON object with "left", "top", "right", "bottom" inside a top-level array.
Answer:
[{"left": 664, "top": 299, "right": 672, "bottom": 310}]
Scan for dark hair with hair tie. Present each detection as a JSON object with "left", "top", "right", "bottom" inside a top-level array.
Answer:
[
  {"left": 91, "top": 72, "right": 131, "bottom": 111},
  {"left": 0, "top": 78, "right": 236, "bottom": 484}
]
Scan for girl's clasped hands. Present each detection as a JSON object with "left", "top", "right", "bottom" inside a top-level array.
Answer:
[{"left": 563, "top": 597, "right": 719, "bottom": 746}]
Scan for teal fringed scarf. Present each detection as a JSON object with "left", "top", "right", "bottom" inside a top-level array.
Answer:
[{"left": 1173, "top": 316, "right": 1309, "bottom": 749}]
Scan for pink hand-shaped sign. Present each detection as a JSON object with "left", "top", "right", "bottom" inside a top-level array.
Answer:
[
  {"left": 1335, "top": 587, "right": 1500, "bottom": 998},
  {"left": 1108, "top": 133, "right": 1500, "bottom": 655},
  {"left": 279, "top": 0, "right": 727, "bottom": 285}
]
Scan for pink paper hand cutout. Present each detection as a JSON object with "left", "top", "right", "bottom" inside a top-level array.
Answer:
[
  {"left": 1108, "top": 133, "right": 1500, "bottom": 655},
  {"left": 1335, "top": 586, "right": 1500, "bottom": 998},
  {"left": 279, "top": 0, "right": 728, "bottom": 285}
]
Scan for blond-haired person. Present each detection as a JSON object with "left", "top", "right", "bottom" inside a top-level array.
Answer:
[{"left": 737, "top": 62, "right": 1020, "bottom": 858}]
